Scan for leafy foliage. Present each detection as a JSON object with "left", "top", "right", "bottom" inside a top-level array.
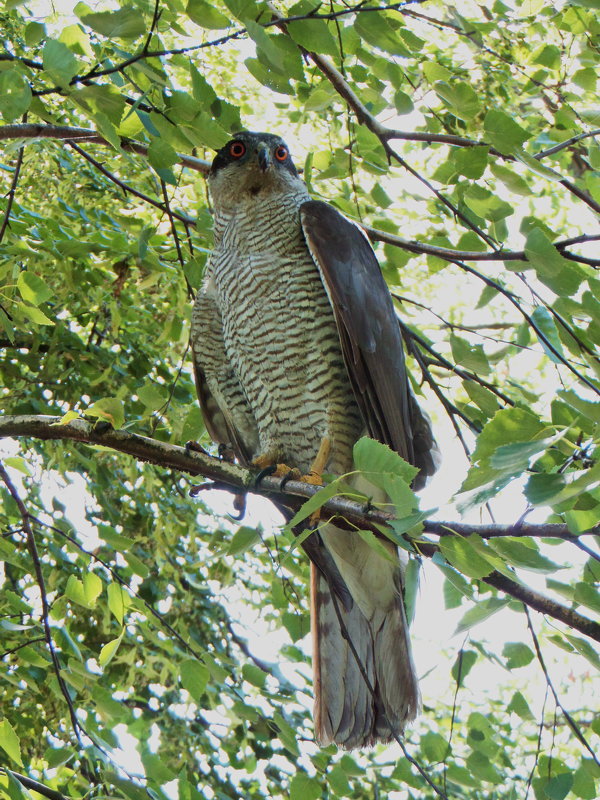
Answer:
[{"left": 0, "top": 1, "right": 599, "bottom": 798}]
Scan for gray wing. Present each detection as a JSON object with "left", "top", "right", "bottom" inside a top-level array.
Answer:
[{"left": 300, "top": 200, "right": 437, "bottom": 488}]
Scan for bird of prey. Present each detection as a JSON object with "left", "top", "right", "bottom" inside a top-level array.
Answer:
[{"left": 191, "top": 131, "right": 437, "bottom": 749}]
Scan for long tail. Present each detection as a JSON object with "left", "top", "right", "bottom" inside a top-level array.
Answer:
[{"left": 312, "top": 523, "right": 419, "bottom": 749}]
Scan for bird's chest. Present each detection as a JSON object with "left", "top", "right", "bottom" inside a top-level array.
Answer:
[{"left": 209, "top": 211, "right": 330, "bottom": 350}]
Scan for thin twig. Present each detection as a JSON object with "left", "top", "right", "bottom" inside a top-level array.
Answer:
[
  {"left": 0, "top": 636, "right": 46, "bottom": 659},
  {"left": 0, "top": 138, "right": 25, "bottom": 244},
  {"left": 524, "top": 606, "right": 600, "bottom": 767},
  {"left": 67, "top": 141, "right": 192, "bottom": 224},
  {"left": 0, "top": 462, "right": 82, "bottom": 743}
]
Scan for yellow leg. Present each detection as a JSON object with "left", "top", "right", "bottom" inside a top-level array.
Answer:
[
  {"left": 303, "top": 436, "right": 331, "bottom": 486},
  {"left": 304, "top": 437, "right": 331, "bottom": 526}
]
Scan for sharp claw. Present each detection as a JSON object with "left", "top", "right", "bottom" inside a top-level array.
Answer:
[
  {"left": 185, "top": 440, "right": 209, "bottom": 456},
  {"left": 279, "top": 471, "right": 295, "bottom": 491},
  {"left": 229, "top": 492, "right": 247, "bottom": 521},
  {"left": 254, "top": 464, "right": 277, "bottom": 488}
]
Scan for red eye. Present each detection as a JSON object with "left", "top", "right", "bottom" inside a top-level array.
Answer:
[
  {"left": 229, "top": 141, "right": 246, "bottom": 158},
  {"left": 275, "top": 145, "right": 288, "bottom": 162}
]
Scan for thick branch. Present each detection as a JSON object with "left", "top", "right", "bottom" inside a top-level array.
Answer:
[
  {"left": 2, "top": 415, "right": 599, "bottom": 643},
  {"left": 2, "top": 124, "right": 598, "bottom": 268},
  {"left": 0, "top": 123, "right": 210, "bottom": 173},
  {"left": 2, "top": 415, "right": 599, "bottom": 540}
]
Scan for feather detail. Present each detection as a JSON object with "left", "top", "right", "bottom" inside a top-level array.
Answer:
[{"left": 312, "top": 520, "right": 419, "bottom": 749}]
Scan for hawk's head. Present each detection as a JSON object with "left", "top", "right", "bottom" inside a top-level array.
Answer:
[{"left": 209, "top": 131, "right": 303, "bottom": 208}]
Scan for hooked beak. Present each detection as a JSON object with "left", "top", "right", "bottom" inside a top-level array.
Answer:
[{"left": 256, "top": 143, "right": 271, "bottom": 172}]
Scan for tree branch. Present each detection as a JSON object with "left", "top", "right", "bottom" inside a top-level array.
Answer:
[
  {"left": 300, "top": 44, "right": 600, "bottom": 215},
  {"left": 2, "top": 124, "right": 598, "bottom": 268},
  {"left": 1, "top": 770, "right": 69, "bottom": 800},
  {"left": 2, "top": 415, "right": 599, "bottom": 643},
  {"left": 524, "top": 607, "right": 600, "bottom": 768},
  {"left": 0, "top": 462, "right": 82, "bottom": 742},
  {"left": 0, "top": 123, "right": 210, "bottom": 173}
]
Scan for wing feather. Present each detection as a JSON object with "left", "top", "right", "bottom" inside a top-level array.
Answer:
[{"left": 301, "top": 200, "right": 437, "bottom": 485}]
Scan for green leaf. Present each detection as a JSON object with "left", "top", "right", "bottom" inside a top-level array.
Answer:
[
  {"left": 434, "top": 80, "right": 480, "bottom": 121},
  {"left": 186, "top": 0, "right": 230, "bottom": 27},
  {"left": 227, "top": 526, "right": 261, "bottom": 555},
  {"left": 354, "top": 13, "right": 409, "bottom": 57},
  {"left": 73, "top": 84, "right": 126, "bottom": 126},
  {"left": 245, "top": 20, "right": 285, "bottom": 73},
  {"left": 356, "top": 529, "right": 397, "bottom": 563},
  {"left": 490, "top": 162, "right": 530, "bottom": 195},
  {"left": 3, "top": 457, "right": 31, "bottom": 476},
  {"left": 530, "top": 306, "right": 566, "bottom": 362},
  {"left": 180, "top": 659, "right": 209, "bottom": 701},
  {"left": 285, "top": 478, "right": 345, "bottom": 529},
  {"left": 0, "top": 70, "right": 32, "bottom": 122},
  {"left": 0, "top": 719, "right": 23, "bottom": 767},
  {"left": 86, "top": 397, "right": 125, "bottom": 429},
  {"left": 459, "top": 407, "right": 548, "bottom": 505},
  {"left": 438, "top": 535, "right": 495, "bottom": 579},
  {"left": 488, "top": 538, "right": 562, "bottom": 573},
  {"left": 353, "top": 437, "right": 418, "bottom": 485},
  {"left": 526, "top": 461, "right": 600, "bottom": 508},
  {"left": 420, "top": 731, "right": 448, "bottom": 761},
  {"left": 75, "top": 3, "right": 146, "bottom": 38},
  {"left": 290, "top": 774, "right": 321, "bottom": 800},
  {"left": 64, "top": 575, "right": 88, "bottom": 607},
  {"left": 484, "top": 109, "right": 531, "bottom": 155},
  {"left": 15, "top": 302, "right": 54, "bottom": 326},
  {"left": 525, "top": 229, "right": 583, "bottom": 296},
  {"left": 544, "top": 773, "right": 573, "bottom": 800},
  {"left": 503, "top": 642, "right": 534, "bottom": 669},
  {"left": 99, "top": 632, "right": 124, "bottom": 666},
  {"left": 242, "top": 663, "right": 266, "bottom": 688},
  {"left": 287, "top": 18, "right": 339, "bottom": 56},
  {"left": 147, "top": 138, "right": 179, "bottom": 183},
  {"left": 563, "top": 634, "right": 600, "bottom": 671},
  {"left": 463, "top": 185, "right": 513, "bottom": 222},
  {"left": 445, "top": 764, "right": 481, "bottom": 788},
  {"left": 83, "top": 571, "right": 102, "bottom": 607},
  {"left": 573, "top": 582, "right": 600, "bottom": 615},
  {"left": 245, "top": 58, "right": 292, "bottom": 95},
  {"left": 451, "top": 649, "right": 477, "bottom": 685},
  {"left": 42, "top": 38, "right": 80, "bottom": 87},
  {"left": 327, "top": 765, "right": 351, "bottom": 796},
  {"left": 514, "top": 148, "right": 564, "bottom": 181},
  {"left": 25, "top": 21, "right": 46, "bottom": 46},
  {"left": 404, "top": 557, "right": 420, "bottom": 625},
  {"left": 433, "top": 552, "right": 474, "bottom": 599},
  {"left": 394, "top": 88, "right": 414, "bottom": 115},
  {"left": 466, "top": 749, "right": 502, "bottom": 782},
  {"left": 423, "top": 61, "right": 451, "bottom": 82},
  {"left": 450, "top": 334, "right": 490, "bottom": 373},
  {"left": 107, "top": 583, "right": 131, "bottom": 624},
  {"left": 558, "top": 390, "right": 600, "bottom": 425},
  {"left": 451, "top": 146, "right": 489, "bottom": 179},
  {"left": 455, "top": 597, "right": 509, "bottom": 634},
  {"left": 507, "top": 690, "right": 534, "bottom": 720}
]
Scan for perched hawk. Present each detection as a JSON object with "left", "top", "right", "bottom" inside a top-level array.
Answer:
[{"left": 191, "top": 131, "right": 437, "bottom": 749}]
